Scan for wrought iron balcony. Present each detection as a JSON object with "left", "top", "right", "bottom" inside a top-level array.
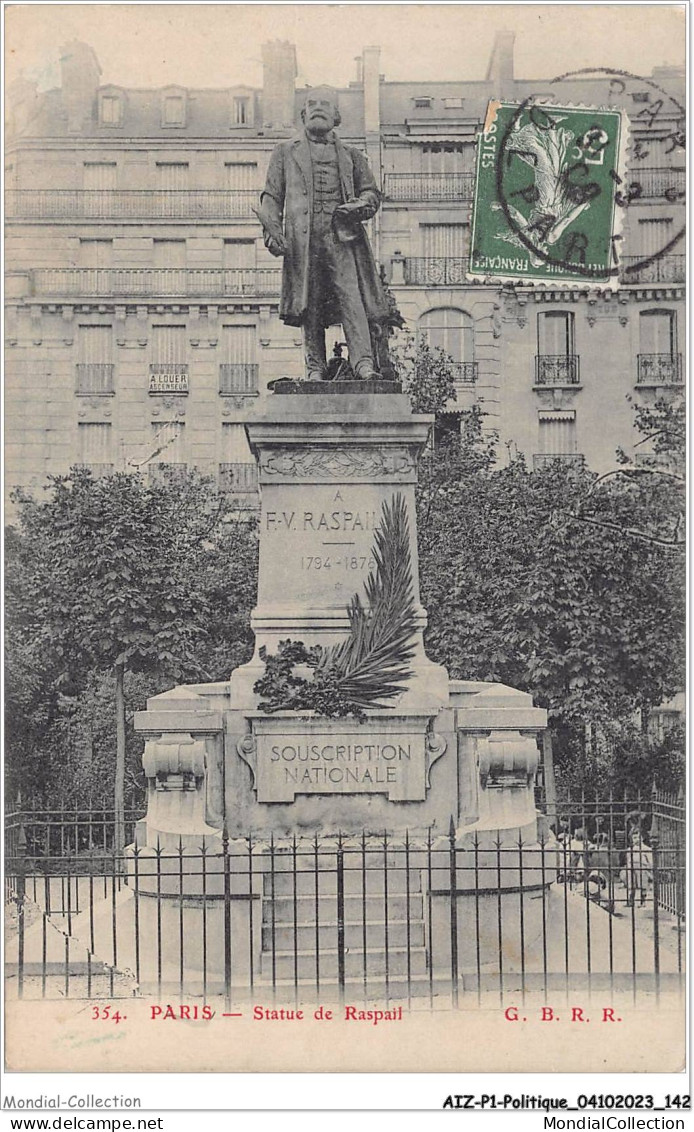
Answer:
[
  {"left": 30, "top": 268, "right": 281, "bottom": 298},
  {"left": 535, "top": 355, "right": 580, "bottom": 385},
  {"left": 451, "top": 362, "right": 478, "bottom": 383},
  {"left": 533, "top": 453, "right": 585, "bottom": 471},
  {"left": 634, "top": 452, "right": 669, "bottom": 469},
  {"left": 73, "top": 462, "right": 114, "bottom": 476},
  {"left": 148, "top": 462, "right": 188, "bottom": 486},
  {"left": 383, "top": 173, "right": 475, "bottom": 202},
  {"left": 636, "top": 353, "right": 683, "bottom": 386},
  {"left": 6, "top": 190, "right": 258, "bottom": 221},
  {"left": 626, "top": 168, "right": 685, "bottom": 201},
  {"left": 403, "top": 257, "right": 470, "bottom": 285},
  {"left": 219, "top": 462, "right": 259, "bottom": 496},
  {"left": 219, "top": 363, "right": 259, "bottom": 395},
  {"left": 75, "top": 363, "right": 115, "bottom": 394},
  {"left": 633, "top": 452, "right": 683, "bottom": 474},
  {"left": 619, "top": 255, "right": 685, "bottom": 284}
]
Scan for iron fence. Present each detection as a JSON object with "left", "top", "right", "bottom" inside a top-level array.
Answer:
[
  {"left": 636, "top": 353, "right": 683, "bottom": 386},
  {"left": 75, "top": 363, "right": 115, "bottom": 395},
  {"left": 219, "top": 363, "right": 259, "bottom": 395},
  {"left": 5, "top": 794, "right": 684, "bottom": 1008},
  {"left": 451, "top": 362, "right": 478, "bottom": 384},
  {"left": 6, "top": 189, "right": 258, "bottom": 221},
  {"left": 624, "top": 168, "right": 685, "bottom": 202},
  {"left": 30, "top": 268, "right": 282, "bottom": 299},
  {"left": 383, "top": 173, "right": 475, "bottom": 202},
  {"left": 218, "top": 462, "right": 259, "bottom": 494},
  {"left": 73, "top": 463, "right": 115, "bottom": 476},
  {"left": 147, "top": 462, "right": 189, "bottom": 486},
  {"left": 620, "top": 255, "right": 685, "bottom": 284},
  {"left": 533, "top": 453, "right": 585, "bottom": 470},
  {"left": 535, "top": 354, "right": 580, "bottom": 385},
  {"left": 403, "top": 257, "right": 471, "bottom": 286}
]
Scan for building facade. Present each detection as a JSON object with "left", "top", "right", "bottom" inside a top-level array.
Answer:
[{"left": 5, "top": 35, "right": 685, "bottom": 509}]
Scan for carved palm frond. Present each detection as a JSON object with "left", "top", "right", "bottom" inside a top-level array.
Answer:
[
  {"left": 254, "top": 492, "right": 418, "bottom": 716},
  {"left": 318, "top": 492, "right": 417, "bottom": 707}
]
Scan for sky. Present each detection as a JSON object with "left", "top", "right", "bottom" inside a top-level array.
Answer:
[{"left": 5, "top": 3, "right": 686, "bottom": 92}]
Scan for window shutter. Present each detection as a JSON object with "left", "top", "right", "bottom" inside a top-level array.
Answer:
[
  {"left": 421, "top": 224, "right": 469, "bottom": 258},
  {"left": 78, "top": 422, "right": 113, "bottom": 465}
]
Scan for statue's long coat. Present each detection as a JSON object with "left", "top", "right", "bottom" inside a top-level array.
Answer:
[{"left": 260, "top": 131, "right": 389, "bottom": 329}]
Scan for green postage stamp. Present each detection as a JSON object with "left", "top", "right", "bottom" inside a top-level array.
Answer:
[{"left": 468, "top": 99, "right": 628, "bottom": 285}]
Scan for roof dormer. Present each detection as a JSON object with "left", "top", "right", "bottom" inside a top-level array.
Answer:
[
  {"left": 229, "top": 86, "right": 255, "bottom": 128},
  {"left": 98, "top": 85, "right": 125, "bottom": 128},
  {"left": 161, "top": 85, "right": 188, "bottom": 128}
]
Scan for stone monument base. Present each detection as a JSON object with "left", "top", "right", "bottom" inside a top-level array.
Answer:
[
  {"left": 127, "top": 676, "right": 548, "bottom": 991},
  {"left": 127, "top": 384, "right": 549, "bottom": 995}
]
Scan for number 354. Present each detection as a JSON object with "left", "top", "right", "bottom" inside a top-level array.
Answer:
[{"left": 91, "top": 1004, "right": 125, "bottom": 1023}]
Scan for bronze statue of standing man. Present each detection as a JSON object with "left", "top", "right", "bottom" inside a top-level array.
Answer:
[{"left": 256, "top": 87, "right": 389, "bottom": 381}]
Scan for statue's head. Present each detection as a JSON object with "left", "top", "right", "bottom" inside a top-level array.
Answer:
[{"left": 301, "top": 86, "right": 341, "bottom": 131}]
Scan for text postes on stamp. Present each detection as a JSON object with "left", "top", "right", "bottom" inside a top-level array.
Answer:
[{"left": 468, "top": 99, "right": 628, "bottom": 285}]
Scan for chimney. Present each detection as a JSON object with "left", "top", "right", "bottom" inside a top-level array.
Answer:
[
  {"left": 7, "top": 76, "right": 39, "bottom": 136},
  {"left": 485, "top": 31, "right": 515, "bottom": 98},
  {"left": 60, "top": 40, "right": 101, "bottom": 132},
  {"left": 261, "top": 40, "right": 297, "bottom": 129},
  {"left": 361, "top": 45, "right": 381, "bottom": 134}
]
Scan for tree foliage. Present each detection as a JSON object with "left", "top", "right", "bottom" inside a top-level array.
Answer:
[
  {"left": 399, "top": 342, "right": 685, "bottom": 790},
  {"left": 5, "top": 468, "right": 257, "bottom": 811},
  {"left": 393, "top": 333, "right": 458, "bottom": 417}
]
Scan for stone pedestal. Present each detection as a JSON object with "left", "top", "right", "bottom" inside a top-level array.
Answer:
[
  {"left": 130, "top": 387, "right": 549, "bottom": 988},
  {"left": 230, "top": 390, "right": 448, "bottom": 713}
]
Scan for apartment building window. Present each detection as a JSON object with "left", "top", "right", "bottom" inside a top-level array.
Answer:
[
  {"left": 539, "top": 414, "right": 576, "bottom": 453},
  {"left": 220, "top": 325, "right": 258, "bottom": 394},
  {"left": 153, "top": 239, "right": 186, "bottom": 268},
  {"left": 419, "top": 308, "right": 476, "bottom": 382},
  {"left": 78, "top": 422, "right": 113, "bottom": 473},
  {"left": 637, "top": 216, "right": 673, "bottom": 257},
  {"left": 536, "top": 311, "right": 579, "bottom": 384},
  {"left": 219, "top": 423, "right": 257, "bottom": 494},
  {"left": 83, "top": 162, "right": 117, "bottom": 191},
  {"left": 233, "top": 97, "right": 250, "bottom": 125},
  {"left": 99, "top": 91, "right": 124, "bottom": 127},
  {"left": 538, "top": 310, "right": 574, "bottom": 354},
  {"left": 152, "top": 324, "right": 187, "bottom": 365},
  {"left": 162, "top": 94, "right": 186, "bottom": 127},
  {"left": 77, "top": 325, "right": 114, "bottom": 394},
  {"left": 443, "top": 97, "right": 464, "bottom": 110},
  {"left": 148, "top": 421, "right": 186, "bottom": 482},
  {"left": 635, "top": 135, "right": 675, "bottom": 163},
  {"left": 534, "top": 411, "right": 580, "bottom": 469},
  {"left": 404, "top": 224, "right": 470, "bottom": 284},
  {"left": 150, "top": 325, "right": 188, "bottom": 392},
  {"left": 225, "top": 162, "right": 258, "bottom": 190},
  {"left": 79, "top": 239, "right": 113, "bottom": 268},
  {"left": 223, "top": 239, "right": 256, "bottom": 269},
  {"left": 422, "top": 142, "right": 472, "bottom": 174},
  {"left": 421, "top": 223, "right": 469, "bottom": 259},
  {"left": 637, "top": 309, "right": 680, "bottom": 385},
  {"left": 156, "top": 163, "right": 189, "bottom": 191},
  {"left": 413, "top": 97, "right": 433, "bottom": 109},
  {"left": 640, "top": 309, "right": 676, "bottom": 355}
]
